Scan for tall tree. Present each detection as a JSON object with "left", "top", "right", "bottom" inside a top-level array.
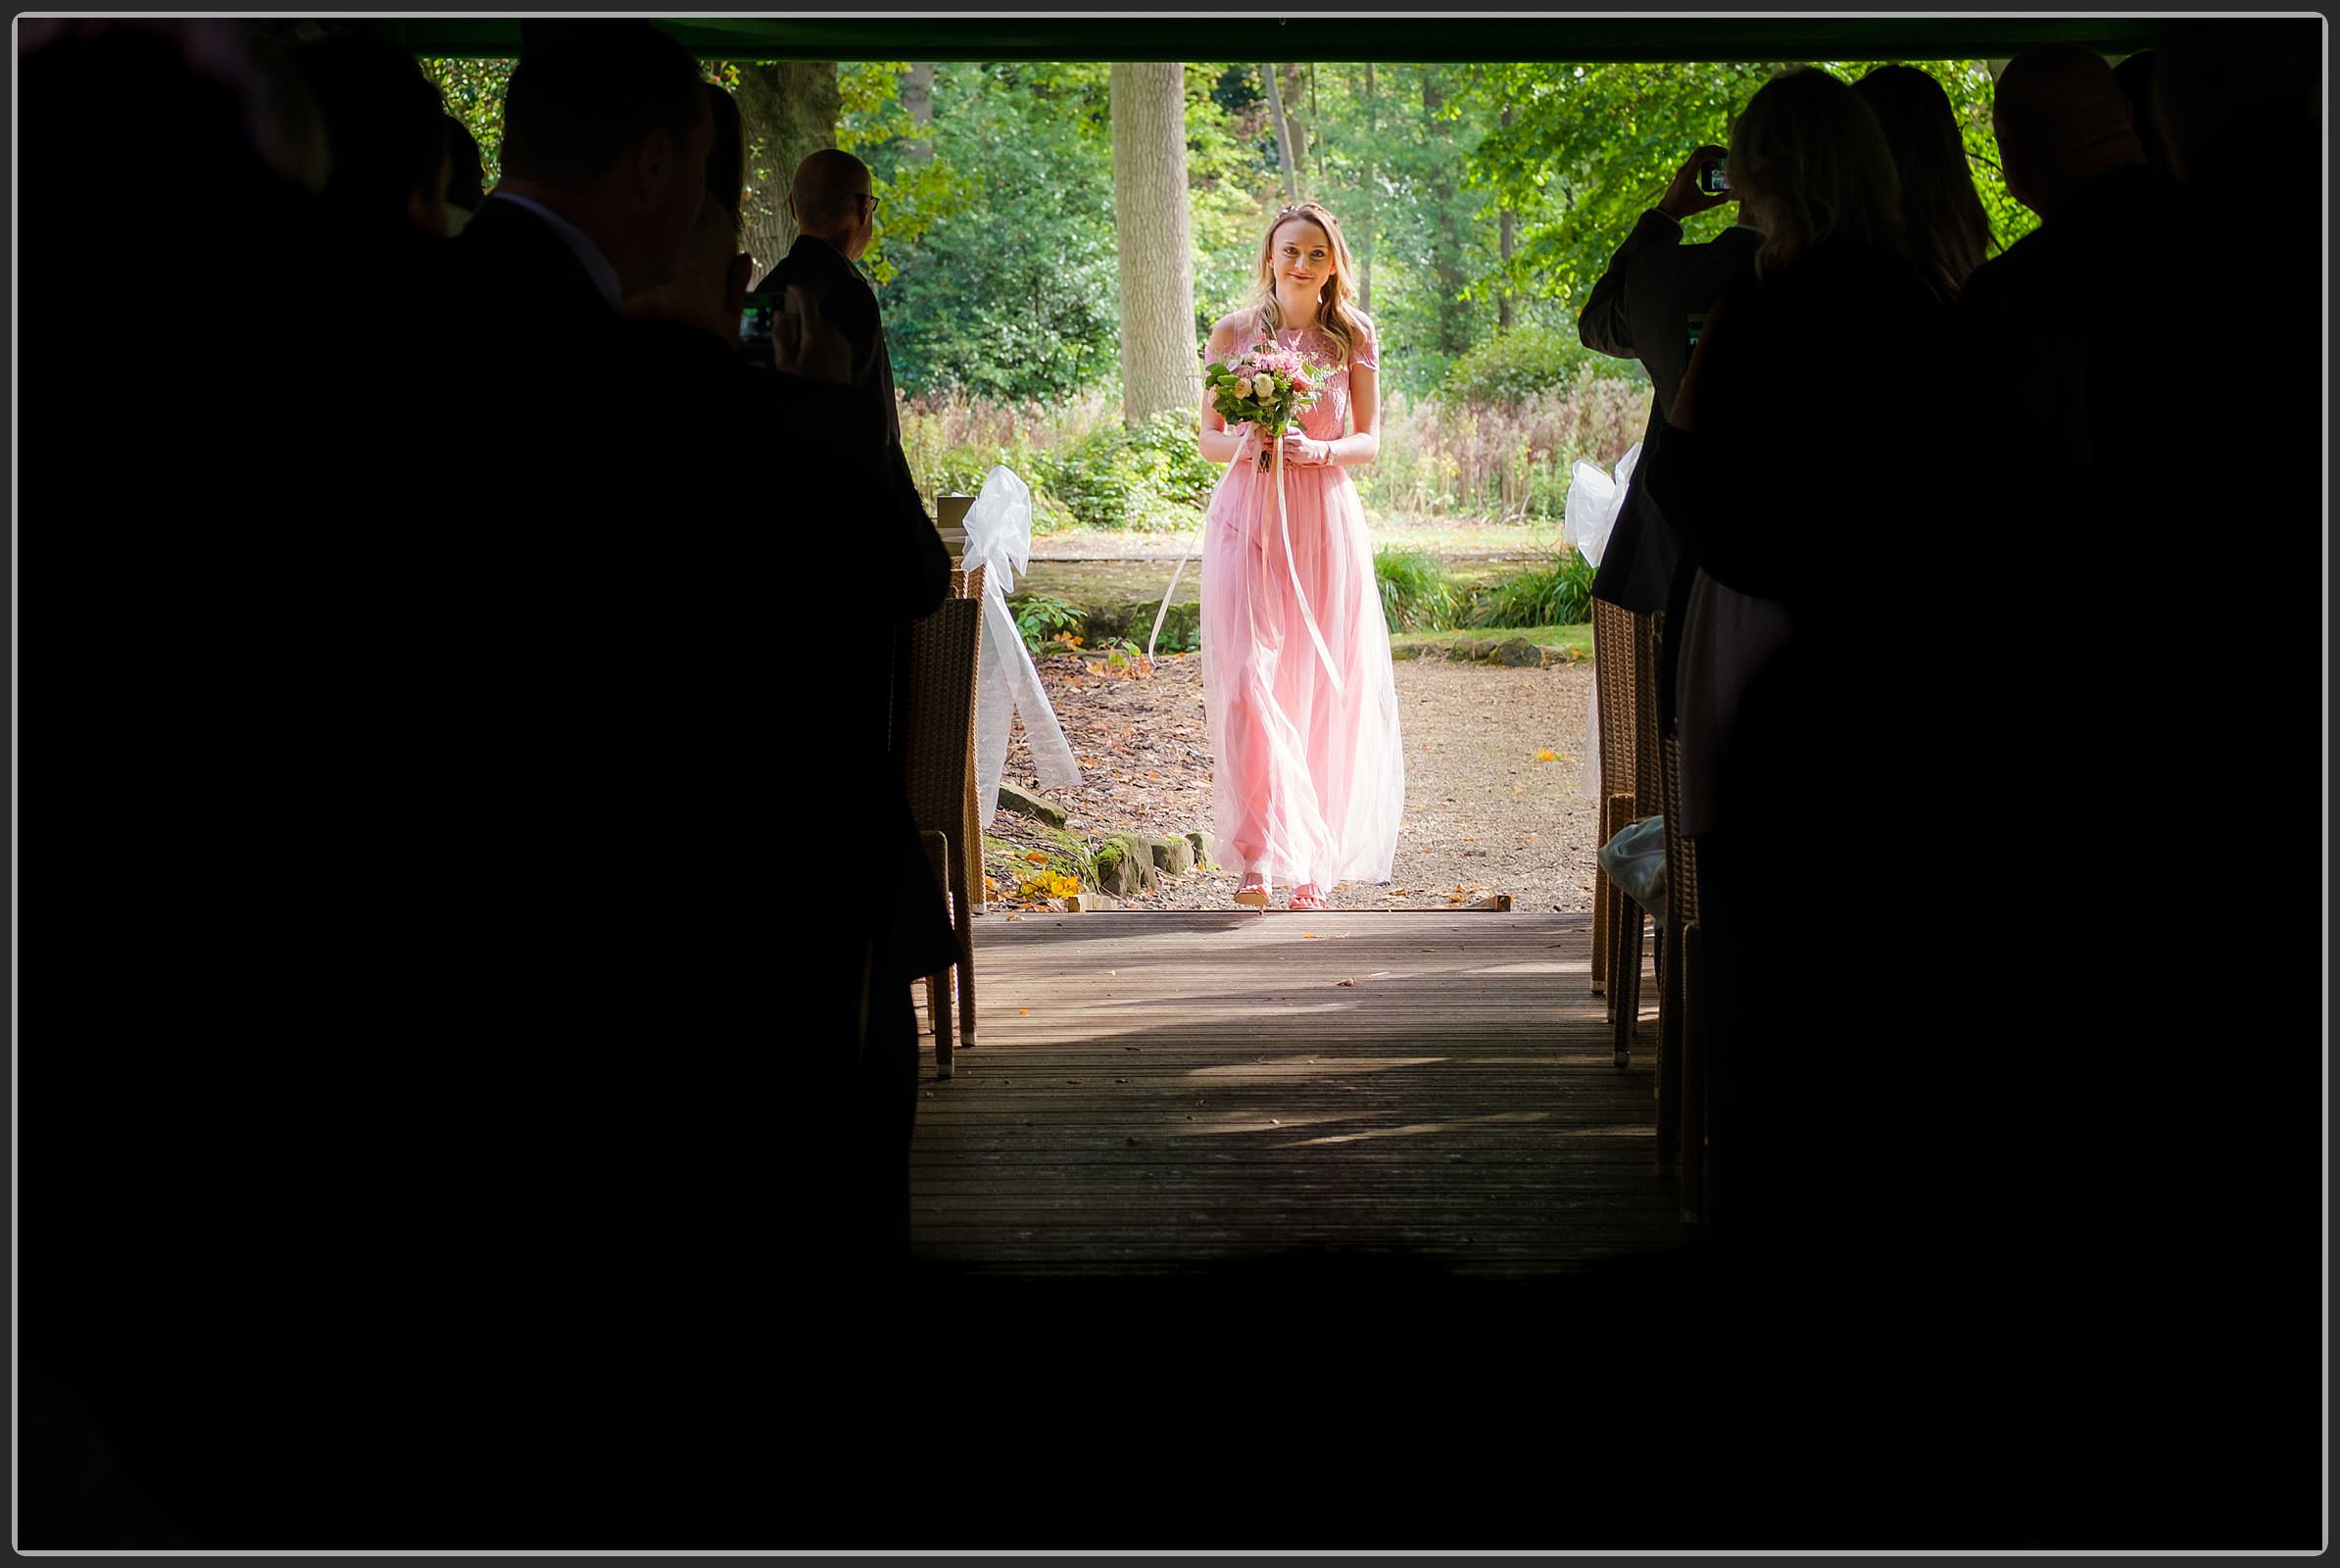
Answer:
[
  {"left": 1422, "top": 68, "right": 1472, "bottom": 358},
  {"left": 733, "top": 61, "right": 840, "bottom": 280},
  {"left": 1109, "top": 63, "right": 1200, "bottom": 422},
  {"left": 1496, "top": 102, "right": 1516, "bottom": 329},
  {"left": 1261, "top": 64, "right": 1302, "bottom": 204},
  {"left": 902, "top": 62, "right": 935, "bottom": 161},
  {"left": 1358, "top": 61, "right": 1377, "bottom": 311}
]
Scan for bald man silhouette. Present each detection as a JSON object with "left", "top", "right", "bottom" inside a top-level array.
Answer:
[{"left": 751, "top": 149, "right": 924, "bottom": 521}]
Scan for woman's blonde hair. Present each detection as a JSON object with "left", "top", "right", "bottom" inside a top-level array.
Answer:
[
  {"left": 1728, "top": 68, "right": 1907, "bottom": 277},
  {"left": 1247, "top": 201, "right": 1373, "bottom": 369},
  {"left": 1853, "top": 64, "right": 1994, "bottom": 300}
]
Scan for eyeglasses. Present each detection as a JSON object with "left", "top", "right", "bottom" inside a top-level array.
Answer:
[{"left": 855, "top": 192, "right": 882, "bottom": 213}]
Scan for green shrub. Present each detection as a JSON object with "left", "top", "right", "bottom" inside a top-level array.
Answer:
[
  {"left": 1375, "top": 549, "right": 1462, "bottom": 632},
  {"left": 1125, "top": 407, "right": 1224, "bottom": 508},
  {"left": 1012, "top": 592, "right": 1084, "bottom": 650},
  {"left": 1440, "top": 325, "right": 1641, "bottom": 407},
  {"left": 1028, "top": 408, "right": 1220, "bottom": 530},
  {"left": 1462, "top": 550, "right": 1596, "bottom": 628}
]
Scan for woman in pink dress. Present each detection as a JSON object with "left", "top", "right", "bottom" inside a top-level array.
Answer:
[{"left": 1196, "top": 202, "right": 1405, "bottom": 911}]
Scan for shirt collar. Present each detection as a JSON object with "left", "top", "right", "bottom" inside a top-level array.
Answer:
[{"left": 486, "top": 191, "right": 622, "bottom": 310}]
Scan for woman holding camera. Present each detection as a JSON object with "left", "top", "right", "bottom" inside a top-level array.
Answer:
[
  {"left": 1194, "top": 201, "right": 1404, "bottom": 912},
  {"left": 1644, "top": 67, "right": 1970, "bottom": 1252}
]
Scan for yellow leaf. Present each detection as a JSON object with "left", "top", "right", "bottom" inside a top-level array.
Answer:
[{"left": 1018, "top": 1008, "right": 1030, "bottom": 1016}]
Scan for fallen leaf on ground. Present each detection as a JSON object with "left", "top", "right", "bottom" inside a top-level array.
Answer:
[
  {"left": 1336, "top": 978, "right": 1355, "bottom": 987},
  {"left": 1534, "top": 749, "right": 1559, "bottom": 763}
]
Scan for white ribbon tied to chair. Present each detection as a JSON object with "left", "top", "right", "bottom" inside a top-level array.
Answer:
[
  {"left": 962, "top": 465, "right": 1082, "bottom": 828},
  {"left": 1564, "top": 443, "right": 1639, "bottom": 799}
]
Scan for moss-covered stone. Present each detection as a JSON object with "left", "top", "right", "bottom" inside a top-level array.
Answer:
[
  {"left": 1094, "top": 834, "right": 1158, "bottom": 897},
  {"left": 998, "top": 780, "right": 1066, "bottom": 828},
  {"left": 1148, "top": 836, "right": 1194, "bottom": 876}
]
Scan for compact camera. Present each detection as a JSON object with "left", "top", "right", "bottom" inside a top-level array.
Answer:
[
  {"left": 1697, "top": 159, "right": 1731, "bottom": 195},
  {"left": 739, "top": 292, "right": 779, "bottom": 369}
]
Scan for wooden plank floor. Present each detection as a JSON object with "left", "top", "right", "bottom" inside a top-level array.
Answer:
[{"left": 909, "top": 910, "right": 1678, "bottom": 1276}]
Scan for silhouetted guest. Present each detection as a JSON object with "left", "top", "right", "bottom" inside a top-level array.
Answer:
[
  {"left": 442, "top": 112, "right": 484, "bottom": 233},
  {"left": 1961, "top": 43, "right": 2158, "bottom": 483},
  {"left": 291, "top": 32, "right": 452, "bottom": 240},
  {"left": 1576, "top": 140, "right": 1763, "bottom": 629},
  {"left": 617, "top": 88, "right": 951, "bottom": 1264},
  {"left": 1853, "top": 64, "right": 1995, "bottom": 299},
  {"left": 1639, "top": 67, "right": 1968, "bottom": 1266},
  {"left": 751, "top": 149, "right": 930, "bottom": 525},
  {"left": 2111, "top": 49, "right": 2176, "bottom": 187}
]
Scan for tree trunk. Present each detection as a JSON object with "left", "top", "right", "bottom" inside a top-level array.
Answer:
[
  {"left": 1423, "top": 69, "right": 1471, "bottom": 357},
  {"left": 1110, "top": 63, "right": 1200, "bottom": 423},
  {"left": 902, "top": 62, "right": 935, "bottom": 163},
  {"left": 1359, "top": 62, "right": 1377, "bottom": 312},
  {"left": 734, "top": 61, "right": 839, "bottom": 286},
  {"left": 1280, "top": 64, "right": 1312, "bottom": 192},
  {"left": 1261, "top": 64, "right": 1301, "bottom": 205},
  {"left": 1497, "top": 103, "right": 1516, "bottom": 330}
]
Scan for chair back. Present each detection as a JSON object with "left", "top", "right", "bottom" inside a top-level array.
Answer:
[
  {"left": 1591, "top": 599, "right": 1638, "bottom": 800},
  {"left": 1632, "top": 612, "right": 1665, "bottom": 823},
  {"left": 899, "top": 597, "right": 983, "bottom": 841}
]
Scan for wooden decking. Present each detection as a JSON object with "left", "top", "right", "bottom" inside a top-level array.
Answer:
[{"left": 909, "top": 910, "right": 1679, "bottom": 1276}]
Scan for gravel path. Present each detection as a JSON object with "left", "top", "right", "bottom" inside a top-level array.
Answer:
[{"left": 989, "top": 651, "right": 1600, "bottom": 913}]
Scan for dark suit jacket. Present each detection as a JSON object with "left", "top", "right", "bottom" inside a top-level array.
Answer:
[
  {"left": 1960, "top": 162, "right": 2159, "bottom": 485},
  {"left": 35, "top": 199, "right": 955, "bottom": 1545},
  {"left": 1577, "top": 211, "right": 1764, "bottom": 615},
  {"left": 755, "top": 233, "right": 929, "bottom": 524}
]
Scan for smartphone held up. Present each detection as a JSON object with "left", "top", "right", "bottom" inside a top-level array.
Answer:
[{"left": 1697, "top": 158, "right": 1731, "bottom": 196}]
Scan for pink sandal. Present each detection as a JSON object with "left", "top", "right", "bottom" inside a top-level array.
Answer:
[
  {"left": 1234, "top": 869, "right": 1270, "bottom": 909},
  {"left": 1288, "top": 882, "right": 1328, "bottom": 911}
]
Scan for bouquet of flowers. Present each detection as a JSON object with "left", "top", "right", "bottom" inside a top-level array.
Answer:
[{"left": 1203, "top": 344, "right": 1328, "bottom": 471}]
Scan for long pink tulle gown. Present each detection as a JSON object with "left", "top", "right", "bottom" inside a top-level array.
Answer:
[{"left": 1200, "top": 320, "right": 1405, "bottom": 893}]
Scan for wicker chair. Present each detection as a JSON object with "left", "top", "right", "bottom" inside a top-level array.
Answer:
[
  {"left": 1610, "top": 611, "right": 1665, "bottom": 1067},
  {"left": 949, "top": 564, "right": 987, "bottom": 914},
  {"left": 1588, "top": 600, "right": 1639, "bottom": 1032},
  {"left": 1656, "top": 725, "right": 1705, "bottom": 1227},
  {"left": 898, "top": 595, "right": 982, "bottom": 1077}
]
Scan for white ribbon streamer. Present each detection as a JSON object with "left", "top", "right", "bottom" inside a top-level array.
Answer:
[
  {"left": 1567, "top": 443, "right": 1639, "bottom": 796},
  {"left": 1269, "top": 432, "right": 1345, "bottom": 698},
  {"left": 1146, "top": 426, "right": 1344, "bottom": 700},
  {"left": 961, "top": 465, "right": 1081, "bottom": 828}
]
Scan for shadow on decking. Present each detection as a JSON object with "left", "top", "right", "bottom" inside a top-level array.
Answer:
[{"left": 908, "top": 910, "right": 1679, "bottom": 1277}]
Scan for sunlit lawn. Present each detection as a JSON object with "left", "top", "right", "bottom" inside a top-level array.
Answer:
[
  {"left": 1031, "top": 512, "right": 1568, "bottom": 560},
  {"left": 1389, "top": 624, "right": 1593, "bottom": 660}
]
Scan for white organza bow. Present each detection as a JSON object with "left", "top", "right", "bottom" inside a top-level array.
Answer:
[
  {"left": 962, "top": 466, "right": 1082, "bottom": 828},
  {"left": 1564, "top": 443, "right": 1639, "bottom": 798},
  {"left": 1563, "top": 440, "right": 1639, "bottom": 570}
]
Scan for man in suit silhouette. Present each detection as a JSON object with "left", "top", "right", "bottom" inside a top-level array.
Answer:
[
  {"left": 750, "top": 148, "right": 929, "bottom": 528},
  {"left": 1961, "top": 45, "right": 2158, "bottom": 486},
  {"left": 1576, "top": 144, "right": 1764, "bottom": 624}
]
